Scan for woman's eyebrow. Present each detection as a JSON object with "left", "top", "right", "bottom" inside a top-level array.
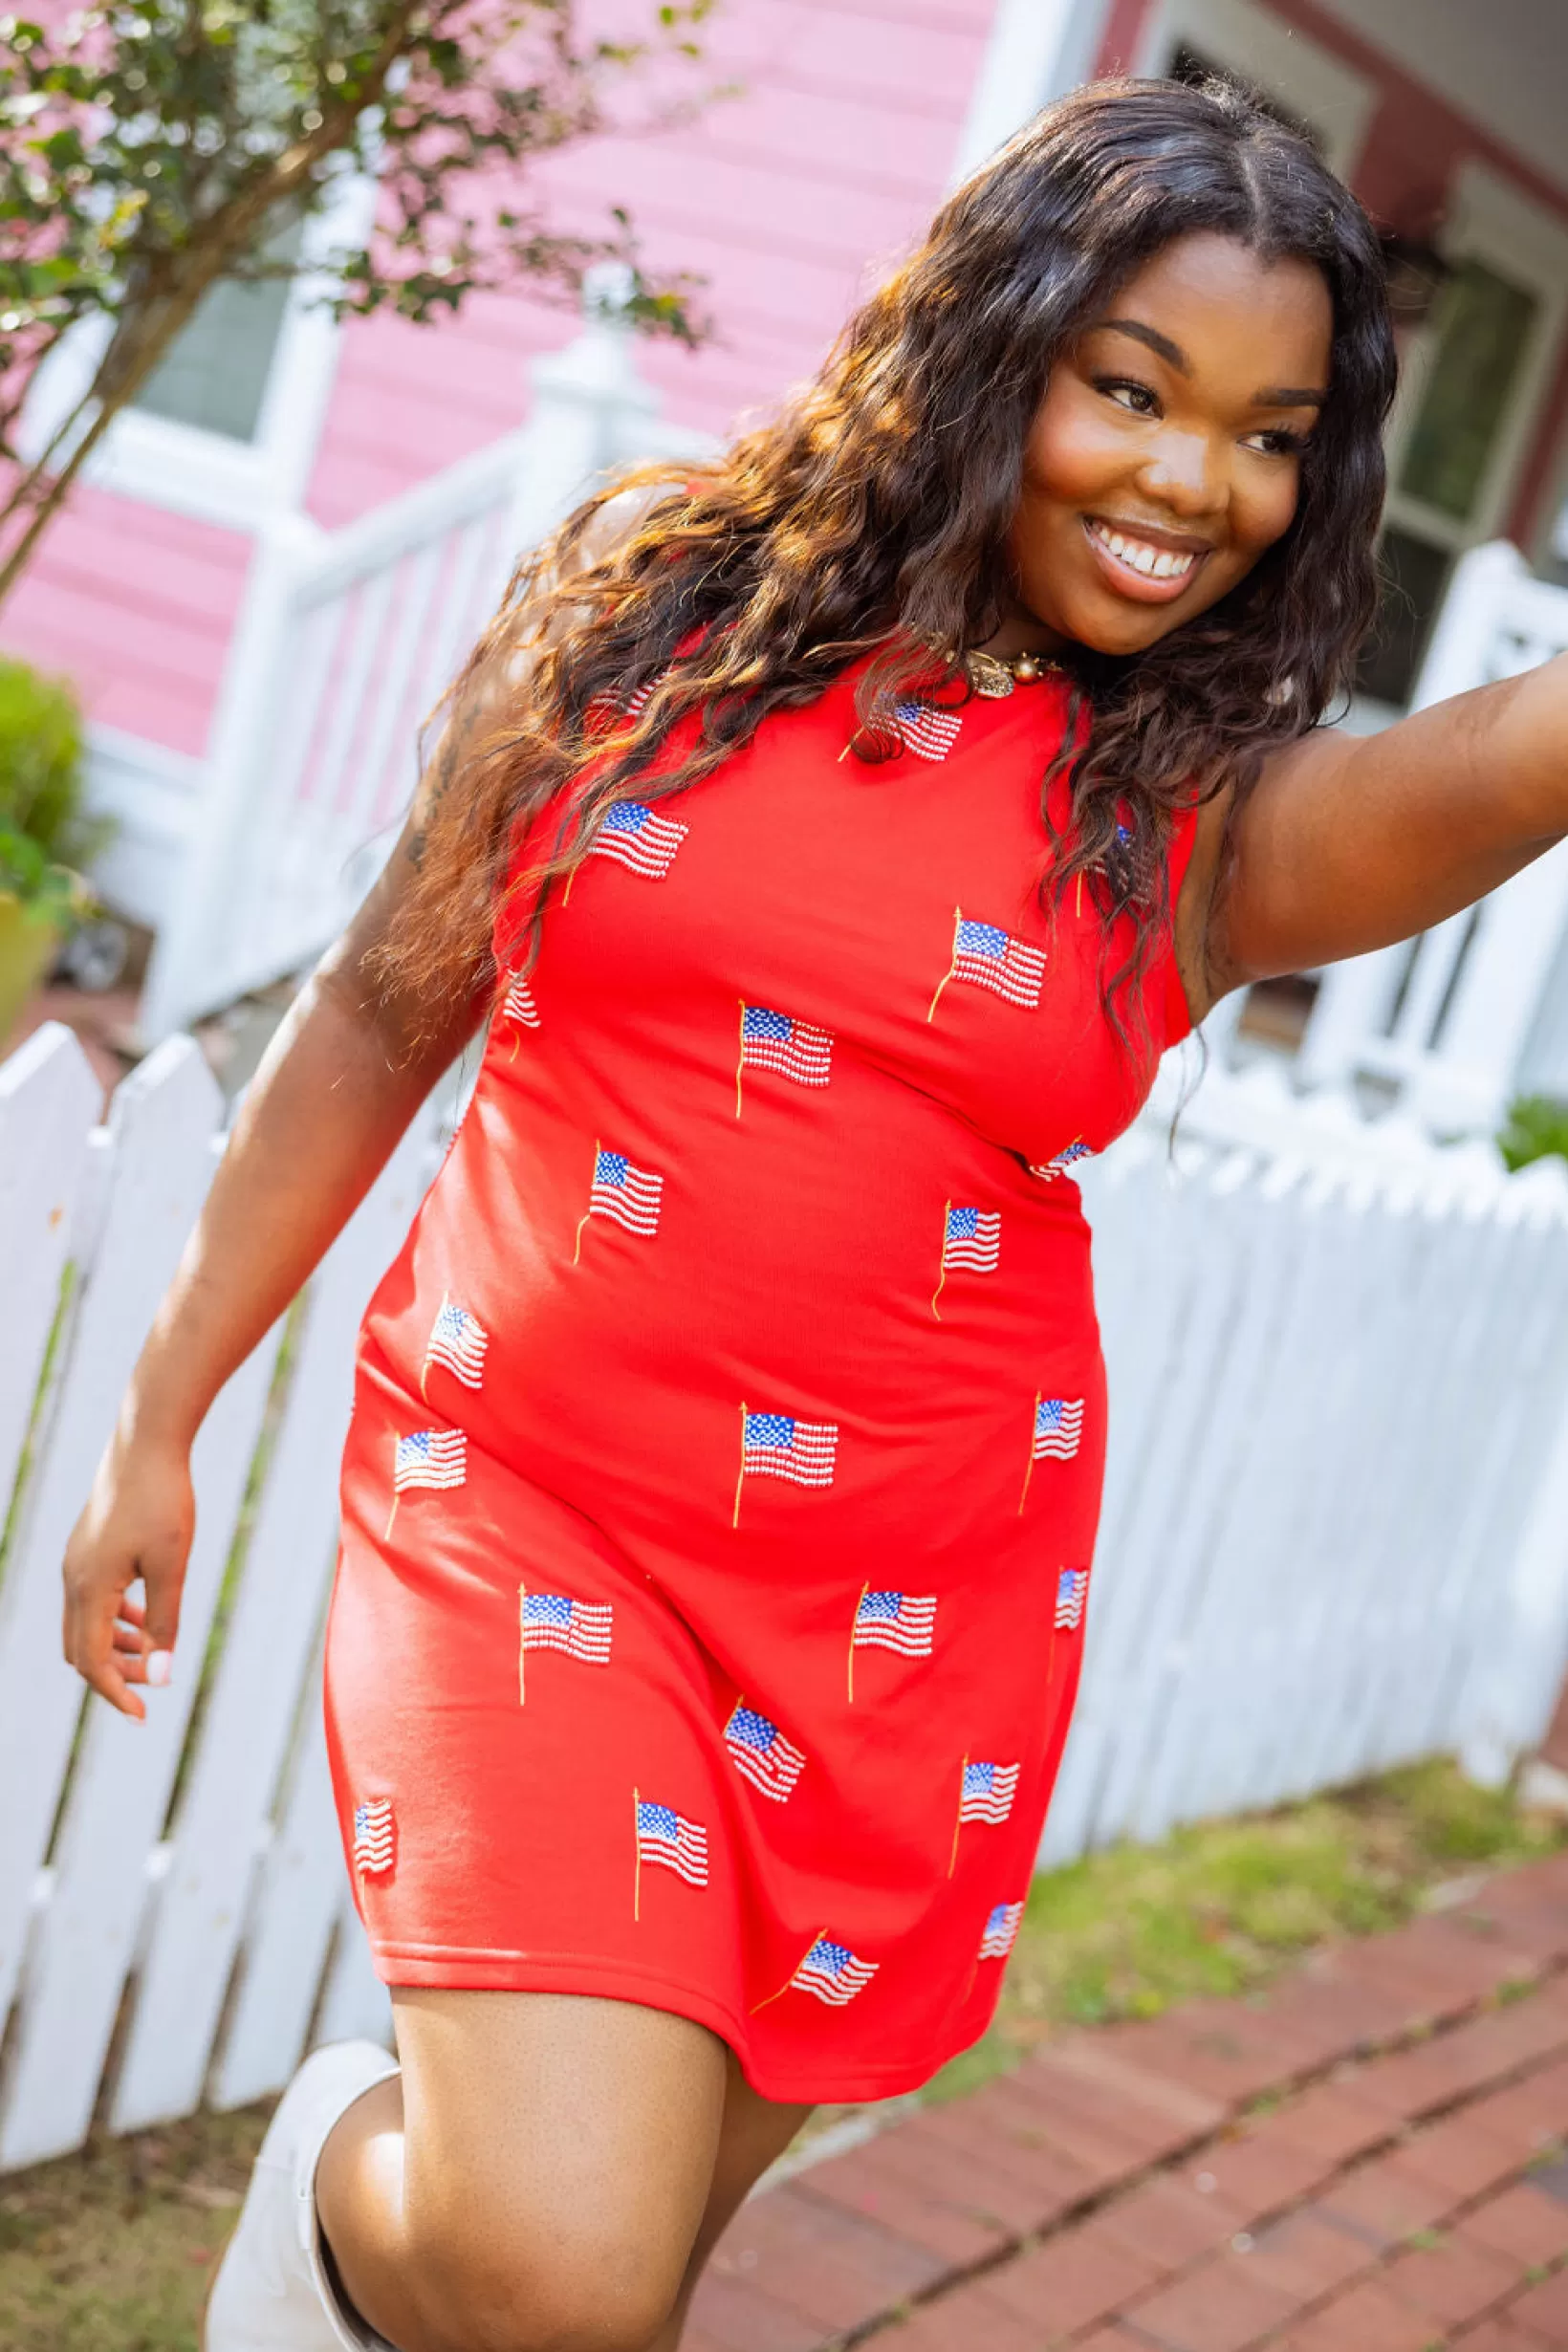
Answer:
[
  {"left": 1096, "top": 318, "right": 1189, "bottom": 372},
  {"left": 1253, "top": 383, "right": 1327, "bottom": 407}
]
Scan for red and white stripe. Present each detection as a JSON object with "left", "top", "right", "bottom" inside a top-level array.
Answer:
[
  {"left": 501, "top": 974, "right": 539, "bottom": 1029},
  {"left": 589, "top": 1153, "right": 664, "bottom": 1237},
  {"left": 959, "top": 1763, "right": 1021, "bottom": 1824},
  {"left": 353, "top": 1797, "right": 395, "bottom": 1876},
  {"left": 852, "top": 1596, "right": 937, "bottom": 1657},
  {"left": 944, "top": 1210, "right": 1000, "bottom": 1273},
  {"left": 1034, "top": 1400, "right": 1085, "bottom": 1462},
  {"left": 589, "top": 805, "right": 688, "bottom": 881},
  {"left": 893, "top": 702, "right": 963, "bottom": 761}
]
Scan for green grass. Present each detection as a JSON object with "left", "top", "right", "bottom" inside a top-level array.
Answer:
[{"left": 2, "top": 1758, "right": 1563, "bottom": 2349}]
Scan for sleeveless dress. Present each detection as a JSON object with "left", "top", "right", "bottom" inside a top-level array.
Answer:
[{"left": 326, "top": 662, "right": 1197, "bottom": 2102}]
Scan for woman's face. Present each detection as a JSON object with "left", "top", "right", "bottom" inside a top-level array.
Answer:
[{"left": 1000, "top": 231, "right": 1335, "bottom": 659}]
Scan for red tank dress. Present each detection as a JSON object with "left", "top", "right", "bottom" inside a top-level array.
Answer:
[{"left": 326, "top": 663, "right": 1196, "bottom": 2102}]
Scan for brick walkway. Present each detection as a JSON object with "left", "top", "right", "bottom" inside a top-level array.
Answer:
[{"left": 689, "top": 1851, "right": 1568, "bottom": 2352}]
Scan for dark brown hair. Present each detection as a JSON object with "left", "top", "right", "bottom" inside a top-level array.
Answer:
[{"left": 376, "top": 75, "right": 1396, "bottom": 1035}]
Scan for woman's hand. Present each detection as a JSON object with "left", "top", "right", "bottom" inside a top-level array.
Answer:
[{"left": 62, "top": 1423, "right": 195, "bottom": 1721}]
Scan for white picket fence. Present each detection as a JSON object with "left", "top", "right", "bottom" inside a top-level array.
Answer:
[
  {"left": 5, "top": 1018, "right": 1568, "bottom": 2172},
  {"left": 139, "top": 285, "right": 711, "bottom": 1043}
]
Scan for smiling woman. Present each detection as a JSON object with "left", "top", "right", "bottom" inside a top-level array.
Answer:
[{"left": 58, "top": 73, "right": 1568, "bottom": 2352}]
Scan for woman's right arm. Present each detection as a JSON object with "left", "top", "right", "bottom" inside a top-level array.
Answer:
[{"left": 60, "top": 759, "right": 493, "bottom": 1720}]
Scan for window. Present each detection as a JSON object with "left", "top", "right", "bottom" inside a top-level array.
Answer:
[{"left": 128, "top": 218, "right": 304, "bottom": 446}]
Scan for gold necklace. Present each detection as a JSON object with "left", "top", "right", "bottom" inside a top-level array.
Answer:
[{"left": 963, "top": 646, "right": 1061, "bottom": 698}]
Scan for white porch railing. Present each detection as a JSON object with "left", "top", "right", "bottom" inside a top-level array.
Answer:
[
  {"left": 5, "top": 1016, "right": 1568, "bottom": 2168},
  {"left": 1297, "top": 541, "right": 1568, "bottom": 1133},
  {"left": 140, "top": 295, "right": 710, "bottom": 1043}
]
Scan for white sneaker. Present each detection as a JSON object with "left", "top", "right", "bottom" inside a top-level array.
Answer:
[{"left": 204, "top": 2038, "right": 401, "bottom": 2351}]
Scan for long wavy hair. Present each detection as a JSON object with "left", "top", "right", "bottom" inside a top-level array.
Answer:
[{"left": 375, "top": 76, "right": 1396, "bottom": 1042}]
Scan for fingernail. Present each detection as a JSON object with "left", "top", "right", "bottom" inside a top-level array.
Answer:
[{"left": 146, "top": 1650, "right": 172, "bottom": 1688}]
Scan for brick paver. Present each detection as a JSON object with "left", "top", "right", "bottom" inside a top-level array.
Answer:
[{"left": 686, "top": 1851, "right": 1568, "bottom": 2349}]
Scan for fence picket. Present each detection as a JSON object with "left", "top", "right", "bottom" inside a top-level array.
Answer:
[
  {"left": 209, "top": 1693, "right": 347, "bottom": 2112},
  {"left": 0, "top": 1038, "right": 223, "bottom": 2040},
  {"left": 0, "top": 1026, "right": 101, "bottom": 1530},
  {"left": 0, "top": 1290, "right": 282, "bottom": 2169}
]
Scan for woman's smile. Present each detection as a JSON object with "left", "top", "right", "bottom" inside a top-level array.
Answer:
[{"left": 1081, "top": 514, "right": 1210, "bottom": 600}]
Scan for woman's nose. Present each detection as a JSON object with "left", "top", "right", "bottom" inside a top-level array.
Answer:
[{"left": 1136, "top": 430, "right": 1229, "bottom": 517}]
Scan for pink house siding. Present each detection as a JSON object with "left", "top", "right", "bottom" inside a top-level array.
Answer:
[
  {"left": 0, "top": 489, "right": 250, "bottom": 758},
  {"left": 0, "top": 0, "right": 995, "bottom": 758},
  {"left": 311, "top": 0, "right": 993, "bottom": 526}
]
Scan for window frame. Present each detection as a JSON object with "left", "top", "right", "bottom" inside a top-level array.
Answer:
[
  {"left": 17, "top": 164, "right": 376, "bottom": 533},
  {"left": 1132, "top": 0, "right": 1379, "bottom": 179}
]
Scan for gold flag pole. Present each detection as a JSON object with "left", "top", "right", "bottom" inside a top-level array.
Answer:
[
  {"left": 751, "top": 1931, "right": 823, "bottom": 2014},
  {"left": 926, "top": 907, "right": 961, "bottom": 1022},
  {"left": 572, "top": 1141, "right": 599, "bottom": 1266},
  {"left": 734, "top": 999, "right": 748, "bottom": 1119},
  {"left": 732, "top": 1404, "right": 749, "bottom": 1531},
  {"left": 633, "top": 1786, "right": 642, "bottom": 1923},
  {"left": 1018, "top": 1393, "right": 1040, "bottom": 1516},
  {"left": 948, "top": 1754, "right": 969, "bottom": 1879},
  {"left": 848, "top": 1581, "right": 868, "bottom": 1705},
  {"left": 931, "top": 1200, "right": 951, "bottom": 1321},
  {"left": 517, "top": 1579, "right": 527, "bottom": 1708}
]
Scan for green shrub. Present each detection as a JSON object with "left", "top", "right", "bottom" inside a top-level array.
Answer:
[
  {"left": 0, "top": 656, "right": 105, "bottom": 913},
  {"left": 1499, "top": 1095, "right": 1568, "bottom": 1172}
]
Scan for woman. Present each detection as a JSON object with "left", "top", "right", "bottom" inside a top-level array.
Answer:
[{"left": 62, "top": 76, "right": 1568, "bottom": 2352}]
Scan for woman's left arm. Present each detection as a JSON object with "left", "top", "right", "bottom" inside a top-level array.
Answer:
[{"left": 1187, "top": 654, "right": 1568, "bottom": 1015}]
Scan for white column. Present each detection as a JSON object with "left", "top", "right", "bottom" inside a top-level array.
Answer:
[{"left": 948, "top": 0, "right": 1116, "bottom": 185}]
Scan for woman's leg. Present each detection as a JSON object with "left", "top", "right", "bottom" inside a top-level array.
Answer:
[
  {"left": 652, "top": 2050, "right": 814, "bottom": 2352},
  {"left": 316, "top": 1989, "right": 810, "bottom": 2352}
]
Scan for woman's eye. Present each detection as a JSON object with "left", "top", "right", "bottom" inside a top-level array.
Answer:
[
  {"left": 1095, "top": 376, "right": 1159, "bottom": 416},
  {"left": 1245, "top": 426, "right": 1309, "bottom": 457}
]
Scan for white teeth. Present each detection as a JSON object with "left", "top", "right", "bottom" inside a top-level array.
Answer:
[{"left": 1091, "top": 522, "right": 1195, "bottom": 582}]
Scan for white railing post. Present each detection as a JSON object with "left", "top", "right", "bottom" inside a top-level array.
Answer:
[
  {"left": 138, "top": 511, "right": 326, "bottom": 1042},
  {"left": 500, "top": 276, "right": 661, "bottom": 571}
]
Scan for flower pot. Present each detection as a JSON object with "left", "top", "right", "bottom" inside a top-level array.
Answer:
[{"left": 0, "top": 891, "right": 65, "bottom": 1050}]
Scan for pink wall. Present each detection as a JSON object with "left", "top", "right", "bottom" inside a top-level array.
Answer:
[
  {"left": 0, "top": 484, "right": 250, "bottom": 759},
  {"left": 312, "top": 0, "right": 996, "bottom": 524},
  {"left": 1, "top": 0, "right": 995, "bottom": 748}
]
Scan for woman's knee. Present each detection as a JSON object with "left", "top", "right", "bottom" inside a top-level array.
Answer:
[{"left": 404, "top": 2201, "right": 682, "bottom": 2352}]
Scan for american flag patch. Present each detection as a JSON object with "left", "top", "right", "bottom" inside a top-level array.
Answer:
[
  {"left": 944, "top": 1206, "right": 1000, "bottom": 1274},
  {"left": 1034, "top": 1398, "right": 1084, "bottom": 1461},
  {"left": 853, "top": 1589, "right": 937, "bottom": 1657},
  {"left": 425, "top": 1297, "right": 488, "bottom": 1389},
  {"left": 979, "top": 1901, "right": 1025, "bottom": 1961},
  {"left": 742, "top": 1411, "right": 838, "bottom": 1490},
  {"left": 352, "top": 1797, "right": 395, "bottom": 1876},
  {"left": 589, "top": 1147, "right": 663, "bottom": 1237},
  {"left": 501, "top": 973, "right": 539, "bottom": 1029},
  {"left": 949, "top": 912, "right": 1047, "bottom": 1010},
  {"left": 724, "top": 1704, "right": 806, "bottom": 1802},
  {"left": 892, "top": 701, "right": 963, "bottom": 761},
  {"left": 1030, "top": 1141, "right": 1094, "bottom": 1182},
  {"left": 636, "top": 1800, "right": 708, "bottom": 1886},
  {"left": 589, "top": 800, "right": 688, "bottom": 881},
  {"left": 394, "top": 1428, "right": 467, "bottom": 1494},
  {"left": 960, "top": 1760, "right": 1021, "bottom": 1824},
  {"left": 585, "top": 681, "right": 654, "bottom": 733},
  {"left": 740, "top": 1005, "right": 833, "bottom": 1090},
  {"left": 520, "top": 1591, "right": 614, "bottom": 1664},
  {"left": 791, "top": 1936, "right": 879, "bottom": 2006},
  {"left": 1056, "top": 1569, "right": 1089, "bottom": 1631}
]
